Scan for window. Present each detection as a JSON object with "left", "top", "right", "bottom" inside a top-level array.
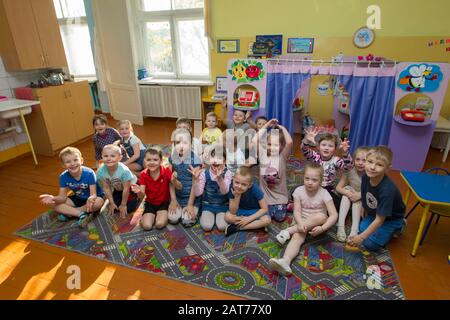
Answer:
[
  {"left": 53, "top": 0, "right": 96, "bottom": 77},
  {"left": 133, "top": 0, "right": 210, "bottom": 80}
]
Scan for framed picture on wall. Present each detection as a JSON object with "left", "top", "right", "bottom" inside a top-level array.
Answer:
[
  {"left": 256, "top": 34, "right": 283, "bottom": 55},
  {"left": 287, "top": 38, "right": 314, "bottom": 53},
  {"left": 353, "top": 27, "right": 375, "bottom": 48},
  {"left": 217, "top": 39, "right": 240, "bottom": 53}
]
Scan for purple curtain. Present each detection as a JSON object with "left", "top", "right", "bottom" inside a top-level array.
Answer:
[
  {"left": 347, "top": 75, "right": 396, "bottom": 153},
  {"left": 266, "top": 72, "right": 311, "bottom": 135}
]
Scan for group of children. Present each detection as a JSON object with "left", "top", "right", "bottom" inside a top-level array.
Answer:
[{"left": 39, "top": 109, "right": 406, "bottom": 276}]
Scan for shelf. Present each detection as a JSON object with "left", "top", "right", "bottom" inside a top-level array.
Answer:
[{"left": 393, "top": 115, "right": 432, "bottom": 127}]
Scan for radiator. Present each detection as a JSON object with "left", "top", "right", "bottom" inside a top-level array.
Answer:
[{"left": 140, "top": 85, "right": 201, "bottom": 119}]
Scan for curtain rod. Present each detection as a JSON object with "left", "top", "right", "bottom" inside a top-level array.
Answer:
[{"left": 265, "top": 58, "right": 398, "bottom": 66}]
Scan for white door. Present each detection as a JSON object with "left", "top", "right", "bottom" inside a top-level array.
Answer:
[{"left": 91, "top": 0, "right": 143, "bottom": 125}]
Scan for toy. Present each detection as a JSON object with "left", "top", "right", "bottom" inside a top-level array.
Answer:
[
  {"left": 234, "top": 88, "right": 260, "bottom": 109},
  {"left": 400, "top": 109, "right": 426, "bottom": 122}
]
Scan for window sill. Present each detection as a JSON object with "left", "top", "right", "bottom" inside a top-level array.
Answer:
[{"left": 138, "top": 78, "right": 213, "bottom": 86}]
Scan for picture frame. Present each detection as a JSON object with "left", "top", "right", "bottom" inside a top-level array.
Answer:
[
  {"left": 353, "top": 26, "right": 375, "bottom": 48},
  {"left": 217, "top": 39, "right": 240, "bottom": 53},
  {"left": 255, "top": 34, "right": 283, "bottom": 55},
  {"left": 215, "top": 76, "right": 228, "bottom": 93},
  {"left": 287, "top": 38, "right": 314, "bottom": 53}
]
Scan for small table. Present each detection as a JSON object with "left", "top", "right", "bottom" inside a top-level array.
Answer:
[
  {"left": 400, "top": 171, "right": 450, "bottom": 257},
  {"left": 0, "top": 99, "right": 41, "bottom": 165}
]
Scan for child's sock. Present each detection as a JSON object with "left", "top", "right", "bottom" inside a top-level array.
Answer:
[{"left": 336, "top": 225, "right": 347, "bottom": 242}]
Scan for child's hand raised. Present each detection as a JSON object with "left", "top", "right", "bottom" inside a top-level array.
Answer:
[
  {"left": 39, "top": 194, "right": 55, "bottom": 206},
  {"left": 212, "top": 164, "right": 225, "bottom": 177},
  {"left": 304, "top": 126, "right": 320, "bottom": 145},
  {"left": 340, "top": 138, "right": 350, "bottom": 153},
  {"left": 245, "top": 110, "right": 252, "bottom": 121},
  {"left": 188, "top": 165, "right": 203, "bottom": 180}
]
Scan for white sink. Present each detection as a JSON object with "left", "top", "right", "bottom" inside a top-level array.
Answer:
[
  {"left": 0, "top": 106, "right": 32, "bottom": 119},
  {"left": 0, "top": 99, "right": 38, "bottom": 119}
]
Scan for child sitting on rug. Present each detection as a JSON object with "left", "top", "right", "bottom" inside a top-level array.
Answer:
[
  {"left": 168, "top": 128, "right": 202, "bottom": 227},
  {"left": 255, "top": 119, "right": 293, "bottom": 222},
  {"left": 117, "top": 120, "right": 147, "bottom": 175},
  {"left": 39, "top": 147, "right": 105, "bottom": 228},
  {"left": 130, "top": 147, "right": 177, "bottom": 230},
  {"left": 347, "top": 146, "right": 406, "bottom": 251},
  {"left": 269, "top": 162, "right": 338, "bottom": 275},
  {"left": 335, "top": 146, "right": 370, "bottom": 242},
  {"left": 96, "top": 144, "right": 139, "bottom": 218},
  {"left": 192, "top": 145, "right": 232, "bottom": 231},
  {"left": 224, "top": 166, "right": 271, "bottom": 236},
  {"left": 175, "top": 117, "right": 202, "bottom": 156},
  {"left": 92, "top": 114, "right": 127, "bottom": 168},
  {"left": 301, "top": 126, "right": 353, "bottom": 209},
  {"left": 200, "top": 112, "right": 223, "bottom": 145}
]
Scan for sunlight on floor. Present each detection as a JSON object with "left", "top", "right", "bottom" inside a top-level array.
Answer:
[
  {"left": 68, "top": 266, "right": 116, "bottom": 300},
  {"left": 127, "top": 289, "right": 141, "bottom": 300},
  {"left": 17, "top": 258, "right": 64, "bottom": 300},
  {"left": 0, "top": 241, "right": 30, "bottom": 285}
]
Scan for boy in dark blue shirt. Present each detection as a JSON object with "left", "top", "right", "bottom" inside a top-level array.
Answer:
[
  {"left": 225, "top": 166, "right": 271, "bottom": 236},
  {"left": 348, "top": 146, "right": 405, "bottom": 251}
]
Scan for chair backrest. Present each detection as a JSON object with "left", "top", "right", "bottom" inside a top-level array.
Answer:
[{"left": 424, "top": 167, "right": 450, "bottom": 175}]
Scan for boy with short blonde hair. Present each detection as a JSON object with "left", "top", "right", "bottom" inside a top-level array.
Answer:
[
  {"left": 224, "top": 166, "right": 271, "bottom": 236},
  {"left": 39, "top": 147, "right": 104, "bottom": 228},
  {"left": 347, "top": 146, "right": 406, "bottom": 251}
]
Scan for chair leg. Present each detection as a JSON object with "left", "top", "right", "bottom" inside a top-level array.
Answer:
[
  {"left": 419, "top": 213, "right": 436, "bottom": 246},
  {"left": 435, "top": 215, "right": 441, "bottom": 224},
  {"left": 405, "top": 202, "right": 420, "bottom": 219}
]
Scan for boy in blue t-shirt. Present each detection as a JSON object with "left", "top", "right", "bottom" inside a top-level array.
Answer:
[
  {"left": 225, "top": 166, "right": 271, "bottom": 236},
  {"left": 39, "top": 147, "right": 105, "bottom": 228},
  {"left": 347, "top": 146, "right": 406, "bottom": 251}
]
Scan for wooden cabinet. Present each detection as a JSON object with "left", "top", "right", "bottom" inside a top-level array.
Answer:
[
  {"left": 201, "top": 97, "right": 226, "bottom": 129},
  {"left": 26, "top": 81, "right": 95, "bottom": 156},
  {"left": 0, "top": 0, "right": 67, "bottom": 71}
]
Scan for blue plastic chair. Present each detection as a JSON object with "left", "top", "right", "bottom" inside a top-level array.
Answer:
[{"left": 405, "top": 167, "right": 450, "bottom": 246}]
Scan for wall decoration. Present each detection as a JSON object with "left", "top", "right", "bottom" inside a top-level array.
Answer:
[
  {"left": 217, "top": 39, "right": 240, "bottom": 53},
  {"left": 227, "top": 59, "right": 267, "bottom": 115},
  {"left": 397, "top": 63, "right": 443, "bottom": 92},
  {"left": 353, "top": 27, "right": 375, "bottom": 48},
  {"left": 287, "top": 38, "right": 314, "bottom": 53},
  {"left": 255, "top": 34, "right": 283, "bottom": 56},
  {"left": 316, "top": 82, "right": 329, "bottom": 96},
  {"left": 228, "top": 60, "right": 265, "bottom": 83}
]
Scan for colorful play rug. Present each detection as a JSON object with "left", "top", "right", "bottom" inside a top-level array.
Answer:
[{"left": 15, "top": 149, "right": 405, "bottom": 300}]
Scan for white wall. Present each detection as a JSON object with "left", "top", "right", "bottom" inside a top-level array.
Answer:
[{"left": 0, "top": 57, "right": 43, "bottom": 152}]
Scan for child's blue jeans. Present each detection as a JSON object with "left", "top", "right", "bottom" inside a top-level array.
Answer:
[{"left": 359, "top": 214, "right": 404, "bottom": 251}]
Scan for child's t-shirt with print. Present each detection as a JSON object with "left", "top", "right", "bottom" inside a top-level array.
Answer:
[
  {"left": 259, "top": 153, "right": 288, "bottom": 205},
  {"left": 201, "top": 127, "right": 222, "bottom": 145},
  {"left": 361, "top": 174, "right": 405, "bottom": 220},
  {"left": 292, "top": 186, "right": 332, "bottom": 216},
  {"left": 59, "top": 166, "right": 103, "bottom": 199},
  {"left": 96, "top": 162, "right": 137, "bottom": 192}
]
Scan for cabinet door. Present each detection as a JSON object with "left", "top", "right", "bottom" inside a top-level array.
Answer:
[
  {"left": 1, "top": 0, "right": 45, "bottom": 69},
  {"left": 30, "top": 0, "right": 67, "bottom": 68},
  {"left": 36, "top": 86, "right": 76, "bottom": 150},
  {"left": 66, "top": 81, "right": 95, "bottom": 141}
]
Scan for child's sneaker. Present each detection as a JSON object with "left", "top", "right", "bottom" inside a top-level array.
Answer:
[
  {"left": 393, "top": 219, "right": 407, "bottom": 239},
  {"left": 77, "top": 212, "right": 91, "bottom": 229},
  {"left": 181, "top": 211, "right": 197, "bottom": 228},
  {"left": 225, "top": 224, "right": 240, "bottom": 237},
  {"left": 276, "top": 229, "right": 290, "bottom": 245},
  {"left": 268, "top": 258, "right": 292, "bottom": 275},
  {"left": 336, "top": 225, "right": 347, "bottom": 242},
  {"left": 57, "top": 214, "right": 70, "bottom": 222}
]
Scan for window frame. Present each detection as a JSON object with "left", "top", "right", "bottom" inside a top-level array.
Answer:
[{"left": 132, "top": 1, "right": 211, "bottom": 80}]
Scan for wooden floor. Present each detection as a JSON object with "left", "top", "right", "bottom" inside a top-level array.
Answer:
[{"left": 0, "top": 117, "right": 449, "bottom": 300}]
